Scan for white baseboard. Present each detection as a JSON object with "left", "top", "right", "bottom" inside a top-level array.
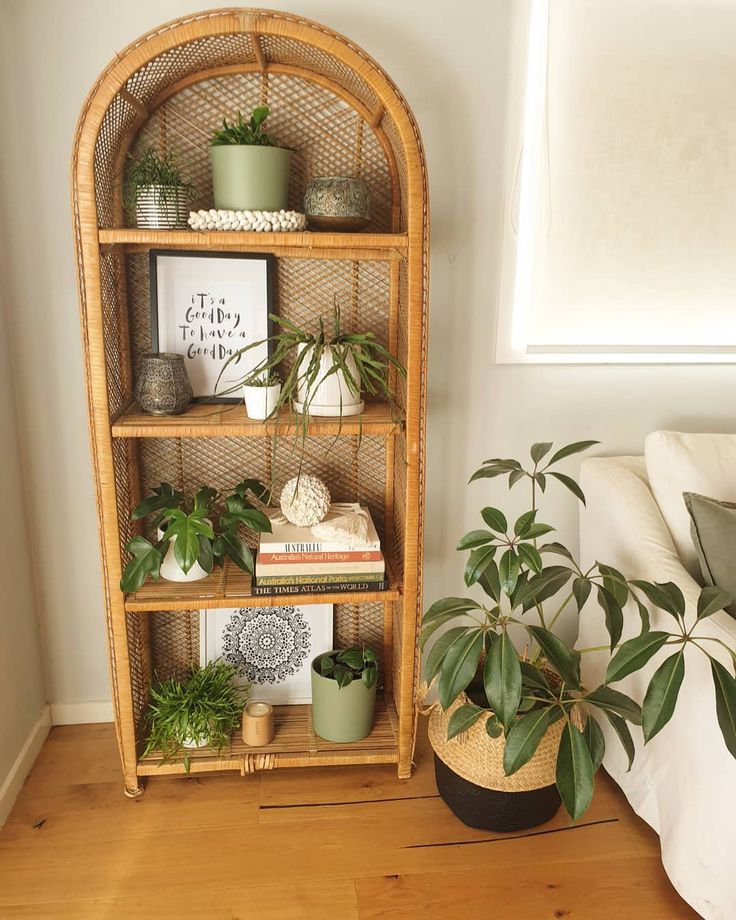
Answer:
[
  {"left": 50, "top": 700, "right": 114, "bottom": 725},
  {"left": 0, "top": 706, "right": 51, "bottom": 827}
]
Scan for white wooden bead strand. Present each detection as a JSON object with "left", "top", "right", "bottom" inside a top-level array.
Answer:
[{"left": 187, "top": 209, "right": 307, "bottom": 232}]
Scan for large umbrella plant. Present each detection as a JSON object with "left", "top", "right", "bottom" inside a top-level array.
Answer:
[{"left": 421, "top": 440, "right": 736, "bottom": 820}]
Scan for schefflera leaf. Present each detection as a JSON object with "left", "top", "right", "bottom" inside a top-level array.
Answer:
[{"left": 556, "top": 720, "right": 595, "bottom": 821}]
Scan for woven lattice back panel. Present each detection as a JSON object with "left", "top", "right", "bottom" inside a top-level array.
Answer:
[
  {"left": 129, "top": 71, "right": 392, "bottom": 232},
  {"left": 136, "top": 434, "right": 386, "bottom": 542},
  {"left": 124, "top": 252, "right": 391, "bottom": 394},
  {"left": 147, "top": 603, "right": 386, "bottom": 690},
  {"left": 94, "top": 29, "right": 402, "bottom": 230},
  {"left": 99, "top": 249, "right": 131, "bottom": 415}
]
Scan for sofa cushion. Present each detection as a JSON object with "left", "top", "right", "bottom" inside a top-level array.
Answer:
[
  {"left": 645, "top": 431, "right": 736, "bottom": 578},
  {"left": 684, "top": 492, "right": 736, "bottom": 618}
]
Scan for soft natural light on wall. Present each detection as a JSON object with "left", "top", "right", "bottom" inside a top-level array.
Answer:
[{"left": 496, "top": 0, "right": 736, "bottom": 364}]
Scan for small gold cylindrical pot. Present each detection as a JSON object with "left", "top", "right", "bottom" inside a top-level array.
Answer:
[{"left": 242, "top": 701, "right": 275, "bottom": 746}]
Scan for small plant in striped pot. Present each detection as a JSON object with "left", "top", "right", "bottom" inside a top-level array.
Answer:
[{"left": 123, "top": 145, "right": 193, "bottom": 229}]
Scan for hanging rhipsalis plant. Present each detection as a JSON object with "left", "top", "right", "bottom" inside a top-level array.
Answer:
[
  {"left": 214, "top": 302, "right": 406, "bottom": 472},
  {"left": 120, "top": 480, "right": 272, "bottom": 592},
  {"left": 421, "top": 440, "right": 736, "bottom": 821}
]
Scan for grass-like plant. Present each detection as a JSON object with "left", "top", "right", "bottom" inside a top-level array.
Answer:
[
  {"left": 242, "top": 370, "right": 281, "bottom": 387},
  {"left": 210, "top": 106, "right": 275, "bottom": 147},
  {"left": 120, "top": 480, "right": 272, "bottom": 592},
  {"left": 421, "top": 440, "right": 736, "bottom": 821},
  {"left": 122, "top": 145, "right": 193, "bottom": 220},
  {"left": 143, "top": 661, "right": 246, "bottom": 771},
  {"left": 318, "top": 646, "right": 378, "bottom": 689}
]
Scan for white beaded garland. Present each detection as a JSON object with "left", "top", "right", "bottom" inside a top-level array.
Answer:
[
  {"left": 188, "top": 209, "right": 307, "bottom": 232},
  {"left": 279, "top": 475, "right": 331, "bottom": 527}
]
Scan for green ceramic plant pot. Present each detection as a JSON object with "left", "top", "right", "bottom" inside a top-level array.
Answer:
[
  {"left": 210, "top": 145, "right": 291, "bottom": 211},
  {"left": 311, "top": 653, "right": 377, "bottom": 743}
]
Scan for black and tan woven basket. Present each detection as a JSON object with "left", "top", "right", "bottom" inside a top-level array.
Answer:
[{"left": 423, "top": 689, "right": 564, "bottom": 831}]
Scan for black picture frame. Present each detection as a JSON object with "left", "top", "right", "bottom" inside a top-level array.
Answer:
[{"left": 149, "top": 249, "right": 275, "bottom": 403}]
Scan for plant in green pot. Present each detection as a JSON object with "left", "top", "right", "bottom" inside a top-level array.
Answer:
[
  {"left": 210, "top": 106, "right": 291, "bottom": 211},
  {"left": 143, "top": 660, "right": 246, "bottom": 771},
  {"left": 311, "top": 646, "right": 378, "bottom": 742},
  {"left": 120, "top": 480, "right": 272, "bottom": 592},
  {"left": 421, "top": 440, "right": 736, "bottom": 831},
  {"left": 123, "top": 145, "right": 193, "bottom": 229}
]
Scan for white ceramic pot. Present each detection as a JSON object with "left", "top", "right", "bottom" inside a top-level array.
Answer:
[
  {"left": 242, "top": 382, "right": 282, "bottom": 420},
  {"left": 157, "top": 524, "right": 211, "bottom": 583},
  {"left": 134, "top": 185, "right": 189, "bottom": 229},
  {"left": 182, "top": 733, "right": 210, "bottom": 749},
  {"left": 294, "top": 344, "right": 364, "bottom": 417}
]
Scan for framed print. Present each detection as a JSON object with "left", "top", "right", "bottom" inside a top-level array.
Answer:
[
  {"left": 199, "top": 604, "right": 333, "bottom": 704},
  {"left": 150, "top": 250, "right": 273, "bottom": 401}
]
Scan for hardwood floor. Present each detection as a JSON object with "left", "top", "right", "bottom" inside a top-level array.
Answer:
[{"left": 0, "top": 722, "right": 698, "bottom": 919}]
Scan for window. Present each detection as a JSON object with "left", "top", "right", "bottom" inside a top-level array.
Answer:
[{"left": 496, "top": 0, "right": 736, "bottom": 363}]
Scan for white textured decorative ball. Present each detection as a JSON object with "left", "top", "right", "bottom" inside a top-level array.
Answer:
[{"left": 280, "top": 475, "right": 331, "bottom": 526}]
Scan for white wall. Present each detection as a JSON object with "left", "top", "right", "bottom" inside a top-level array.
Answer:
[
  {"left": 0, "top": 0, "right": 734, "bottom": 712},
  {"left": 0, "top": 281, "right": 48, "bottom": 821}
]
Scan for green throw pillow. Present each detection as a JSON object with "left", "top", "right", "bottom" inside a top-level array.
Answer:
[{"left": 684, "top": 492, "right": 736, "bottom": 618}]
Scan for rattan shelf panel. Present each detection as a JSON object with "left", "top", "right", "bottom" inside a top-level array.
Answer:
[
  {"left": 125, "top": 559, "right": 401, "bottom": 612},
  {"left": 136, "top": 695, "right": 399, "bottom": 775},
  {"left": 112, "top": 400, "right": 402, "bottom": 438},
  {"left": 99, "top": 229, "right": 408, "bottom": 261}
]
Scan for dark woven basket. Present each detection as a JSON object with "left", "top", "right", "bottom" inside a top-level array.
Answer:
[{"left": 433, "top": 753, "right": 561, "bottom": 832}]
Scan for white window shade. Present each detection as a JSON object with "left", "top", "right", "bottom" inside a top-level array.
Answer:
[{"left": 496, "top": 0, "right": 736, "bottom": 363}]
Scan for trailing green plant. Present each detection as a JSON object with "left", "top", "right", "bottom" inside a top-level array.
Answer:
[
  {"left": 120, "top": 480, "right": 272, "bottom": 592},
  {"left": 214, "top": 303, "right": 406, "bottom": 472},
  {"left": 210, "top": 106, "right": 276, "bottom": 147},
  {"left": 318, "top": 647, "right": 379, "bottom": 690},
  {"left": 421, "top": 440, "right": 736, "bottom": 821},
  {"left": 122, "top": 145, "right": 193, "bottom": 219},
  {"left": 143, "top": 660, "right": 246, "bottom": 771}
]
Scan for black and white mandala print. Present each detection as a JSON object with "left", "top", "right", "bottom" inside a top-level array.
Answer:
[{"left": 221, "top": 606, "right": 312, "bottom": 685}]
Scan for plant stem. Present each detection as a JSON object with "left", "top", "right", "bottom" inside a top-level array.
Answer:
[
  {"left": 690, "top": 635, "right": 736, "bottom": 662},
  {"left": 547, "top": 591, "right": 574, "bottom": 631}
]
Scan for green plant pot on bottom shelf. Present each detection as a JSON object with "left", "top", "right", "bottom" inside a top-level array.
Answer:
[{"left": 311, "top": 650, "right": 378, "bottom": 743}]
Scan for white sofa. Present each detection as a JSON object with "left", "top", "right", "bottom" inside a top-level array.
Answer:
[{"left": 577, "top": 432, "right": 736, "bottom": 920}]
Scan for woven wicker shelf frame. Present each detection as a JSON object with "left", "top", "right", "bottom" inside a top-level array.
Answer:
[{"left": 72, "top": 8, "right": 428, "bottom": 796}]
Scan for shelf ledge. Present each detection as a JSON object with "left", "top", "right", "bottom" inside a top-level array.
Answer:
[
  {"left": 124, "top": 559, "right": 402, "bottom": 612},
  {"left": 98, "top": 229, "right": 408, "bottom": 261},
  {"left": 112, "top": 401, "right": 403, "bottom": 439},
  {"left": 137, "top": 696, "right": 399, "bottom": 775}
]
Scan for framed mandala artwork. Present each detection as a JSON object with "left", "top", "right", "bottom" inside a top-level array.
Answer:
[{"left": 199, "top": 604, "right": 333, "bottom": 704}]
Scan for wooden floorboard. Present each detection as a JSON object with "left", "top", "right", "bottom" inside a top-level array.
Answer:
[{"left": 0, "top": 722, "right": 698, "bottom": 919}]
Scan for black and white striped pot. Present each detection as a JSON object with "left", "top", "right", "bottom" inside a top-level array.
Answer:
[{"left": 134, "top": 185, "right": 189, "bottom": 229}]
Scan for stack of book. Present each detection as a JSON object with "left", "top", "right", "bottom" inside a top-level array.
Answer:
[{"left": 253, "top": 506, "right": 387, "bottom": 596}]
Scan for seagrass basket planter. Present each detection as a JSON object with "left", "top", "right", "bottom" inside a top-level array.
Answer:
[
  {"left": 426, "top": 690, "right": 565, "bottom": 832},
  {"left": 71, "top": 8, "right": 429, "bottom": 795}
]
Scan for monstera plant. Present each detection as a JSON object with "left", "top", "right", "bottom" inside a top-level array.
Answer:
[{"left": 421, "top": 441, "right": 736, "bottom": 824}]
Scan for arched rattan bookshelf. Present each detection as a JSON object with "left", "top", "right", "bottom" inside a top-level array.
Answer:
[{"left": 72, "top": 8, "right": 428, "bottom": 795}]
